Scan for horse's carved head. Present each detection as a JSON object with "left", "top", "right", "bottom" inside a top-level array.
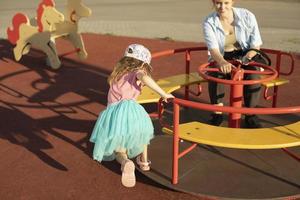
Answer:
[
  {"left": 67, "top": 0, "right": 91, "bottom": 23},
  {"left": 37, "top": 0, "right": 64, "bottom": 32}
]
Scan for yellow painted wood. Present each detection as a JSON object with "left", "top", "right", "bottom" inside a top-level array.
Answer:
[
  {"left": 262, "top": 77, "right": 289, "bottom": 88},
  {"left": 9, "top": 4, "right": 64, "bottom": 69},
  {"left": 137, "top": 72, "right": 206, "bottom": 104},
  {"left": 162, "top": 121, "right": 300, "bottom": 149},
  {"left": 52, "top": 0, "right": 92, "bottom": 60}
]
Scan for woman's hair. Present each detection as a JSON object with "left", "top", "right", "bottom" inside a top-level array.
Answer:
[
  {"left": 211, "top": 0, "right": 235, "bottom": 4},
  {"left": 108, "top": 56, "right": 152, "bottom": 85}
]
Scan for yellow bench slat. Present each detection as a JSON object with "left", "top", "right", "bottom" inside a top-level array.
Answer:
[
  {"left": 162, "top": 121, "right": 300, "bottom": 149},
  {"left": 262, "top": 77, "right": 289, "bottom": 88},
  {"left": 137, "top": 72, "right": 206, "bottom": 104},
  {"left": 137, "top": 74, "right": 289, "bottom": 103}
]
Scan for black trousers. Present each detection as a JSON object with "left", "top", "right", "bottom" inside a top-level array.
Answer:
[{"left": 208, "top": 50, "right": 261, "bottom": 108}]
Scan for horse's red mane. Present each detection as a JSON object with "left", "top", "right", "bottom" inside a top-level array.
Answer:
[
  {"left": 37, "top": 0, "right": 55, "bottom": 32},
  {"left": 7, "top": 13, "right": 28, "bottom": 45}
]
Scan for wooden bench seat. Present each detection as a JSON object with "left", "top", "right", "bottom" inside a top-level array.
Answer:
[
  {"left": 136, "top": 72, "right": 289, "bottom": 104},
  {"left": 137, "top": 72, "right": 206, "bottom": 104},
  {"left": 162, "top": 121, "right": 300, "bottom": 149}
]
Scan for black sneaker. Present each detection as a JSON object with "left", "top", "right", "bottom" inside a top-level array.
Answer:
[
  {"left": 244, "top": 115, "right": 262, "bottom": 128},
  {"left": 208, "top": 114, "right": 223, "bottom": 126}
]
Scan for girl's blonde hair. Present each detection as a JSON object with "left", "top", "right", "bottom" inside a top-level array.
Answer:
[{"left": 108, "top": 56, "right": 152, "bottom": 85}]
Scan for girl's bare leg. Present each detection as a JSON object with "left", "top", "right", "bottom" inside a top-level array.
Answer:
[
  {"left": 115, "top": 149, "right": 135, "bottom": 188},
  {"left": 115, "top": 149, "right": 128, "bottom": 165},
  {"left": 136, "top": 145, "right": 151, "bottom": 171},
  {"left": 141, "top": 145, "right": 148, "bottom": 162}
]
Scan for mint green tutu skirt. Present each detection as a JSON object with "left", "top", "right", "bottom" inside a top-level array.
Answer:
[{"left": 89, "top": 100, "right": 154, "bottom": 162}]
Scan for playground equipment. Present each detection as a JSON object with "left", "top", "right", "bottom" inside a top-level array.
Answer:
[
  {"left": 137, "top": 47, "right": 294, "bottom": 125},
  {"left": 162, "top": 58, "right": 300, "bottom": 184},
  {"left": 51, "top": 0, "right": 91, "bottom": 60},
  {"left": 7, "top": 0, "right": 64, "bottom": 69},
  {"left": 137, "top": 47, "right": 293, "bottom": 108},
  {"left": 7, "top": 0, "right": 91, "bottom": 69},
  {"left": 198, "top": 60, "right": 279, "bottom": 128},
  {"left": 137, "top": 47, "right": 300, "bottom": 199}
]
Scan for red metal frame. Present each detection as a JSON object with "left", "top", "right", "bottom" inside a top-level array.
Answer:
[
  {"left": 170, "top": 97, "right": 300, "bottom": 184},
  {"left": 152, "top": 47, "right": 208, "bottom": 100},
  {"left": 150, "top": 47, "right": 298, "bottom": 184},
  {"left": 198, "top": 61, "right": 278, "bottom": 86},
  {"left": 59, "top": 48, "right": 81, "bottom": 57},
  {"left": 260, "top": 48, "right": 295, "bottom": 107},
  {"left": 229, "top": 69, "right": 244, "bottom": 127},
  {"left": 152, "top": 47, "right": 295, "bottom": 108},
  {"left": 198, "top": 61, "right": 278, "bottom": 127}
]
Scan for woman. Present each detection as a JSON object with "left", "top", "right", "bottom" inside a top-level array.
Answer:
[{"left": 203, "top": 0, "right": 263, "bottom": 128}]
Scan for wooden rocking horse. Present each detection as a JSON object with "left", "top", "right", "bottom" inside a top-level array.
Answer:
[
  {"left": 7, "top": 0, "right": 64, "bottom": 69},
  {"left": 53, "top": 0, "right": 92, "bottom": 60},
  {"left": 7, "top": 0, "right": 92, "bottom": 69}
]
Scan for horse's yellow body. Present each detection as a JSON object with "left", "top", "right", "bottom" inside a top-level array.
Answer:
[
  {"left": 8, "top": 0, "right": 91, "bottom": 69},
  {"left": 53, "top": 0, "right": 92, "bottom": 59},
  {"left": 8, "top": 1, "right": 64, "bottom": 69}
]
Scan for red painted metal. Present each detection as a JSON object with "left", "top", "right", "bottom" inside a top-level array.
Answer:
[
  {"left": 151, "top": 47, "right": 207, "bottom": 58},
  {"left": 59, "top": 48, "right": 80, "bottom": 57},
  {"left": 272, "top": 86, "right": 279, "bottom": 108},
  {"left": 198, "top": 61, "right": 279, "bottom": 127},
  {"left": 149, "top": 47, "right": 298, "bottom": 184},
  {"left": 152, "top": 47, "right": 294, "bottom": 83},
  {"left": 198, "top": 62, "right": 278, "bottom": 85},
  {"left": 152, "top": 47, "right": 294, "bottom": 109},
  {"left": 148, "top": 113, "right": 158, "bottom": 118},
  {"left": 152, "top": 47, "right": 300, "bottom": 184},
  {"left": 172, "top": 103, "right": 180, "bottom": 184},
  {"left": 168, "top": 97, "right": 300, "bottom": 184},
  {"left": 264, "top": 87, "right": 274, "bottom": 101},
  {"left": 172, "top": 97, "right": 300, "bottom": 115},
  {"left": 152, "top": 47, "right": 209, "bottom": 101},
  {"left": 229, "top": 69, "right": 244, "bottom": 128},
  {"left": 279, "top": 52, "right": 294, "bottom": 75},
  {"left": 158, "top": 98, "right": 163, "bottom": 120},
  {"left": 178, "top": 144, "right": 197, "bottom": 159},
  {"left": 185, "top": 50, "right": 191, "bottom": 100},
  {"left": 188, "top": 83, "right": 202, "bottom": 96},
  {"left": 282, "top": 148, "right": 300, "bottom": 162},
  {"left": 261, "top": 48, "right": 294, "bottom": 75},
  {"left": 185, "top": 50, "right": 191, "bottom": 74},
  {"left": 259, "top": 48, "right": 295, "bottom": 107}
]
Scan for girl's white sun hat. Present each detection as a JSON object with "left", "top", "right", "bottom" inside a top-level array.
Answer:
[{"left": 124, "top": 44, "right": 151, "bottom": 65}]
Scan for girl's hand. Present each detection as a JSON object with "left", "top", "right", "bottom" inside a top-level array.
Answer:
[
  {"left": 162, "top": 93, "right": 175, "bottom": 102},
  {"left": 219, "top": 60, "right": 233, "bottom": 74}
]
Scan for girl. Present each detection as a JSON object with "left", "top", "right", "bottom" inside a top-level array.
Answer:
[{"left": 90, "top": 44, "right": 174, "bottom": 187}]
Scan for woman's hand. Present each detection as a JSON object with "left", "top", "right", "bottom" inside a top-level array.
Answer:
[
  {"left": 209, "top": 49, "right": 233, "bottom": 74},
  {"left": 219, "top": 60, "right": 233, "bottom": 74}
]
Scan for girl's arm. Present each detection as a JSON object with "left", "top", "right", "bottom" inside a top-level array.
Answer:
[{"left": 136, "top": 72, "right": 174, "bottom": 101}]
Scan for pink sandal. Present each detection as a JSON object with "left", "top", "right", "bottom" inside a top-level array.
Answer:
[
  {"left": 121, "top": 159, "right": 136, "bottom": 187},
  {"left": 136, "top": 155, "right": 151, "bottom": 171}
]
